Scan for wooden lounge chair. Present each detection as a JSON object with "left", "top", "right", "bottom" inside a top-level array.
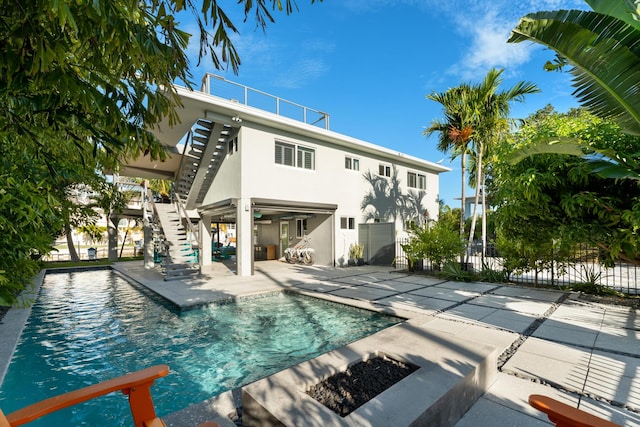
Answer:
[
  {"left": 529, "top": 394, "right": 621, "bottom": 427},
  {"left": 0, "top": 365, "right": 219, "bottom": 427}
]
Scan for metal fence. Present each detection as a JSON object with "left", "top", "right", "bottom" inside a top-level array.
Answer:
[
  {"left": 42, "top": 247, "right": 140, "bottom": 262},
  {"left": 395, "top": 239, "right": 639, "bottom": 295}
]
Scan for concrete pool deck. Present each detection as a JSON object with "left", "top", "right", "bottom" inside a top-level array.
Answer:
[
  {"left": 1, "top": 261, "right": 639, "bottom": 426},
  {"left": 109, "top": 260, "right": 640, "bottom": 426}
]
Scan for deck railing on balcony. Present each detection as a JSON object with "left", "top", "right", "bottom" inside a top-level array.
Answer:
[{"left": 200, "top": 73, "right": 330, "bottom": 130}]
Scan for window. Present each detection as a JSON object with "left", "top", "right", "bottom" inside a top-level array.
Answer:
[
  {"left": 408, "top": 172, "right": 416, "bottom": 188},
  {"left": 296, "top": 219, "right": 308, "bottom": 238},
  {"left": 378, "top": 164, "right": 391, "bottom": 177},
  {"left": 408, "top": 171, "right": 426, "bottom": 189},
  {"left": 275, "top": 142, "right": 295, "bottom": 166},
  {"left": 297, "top": 146, "right": 315, "bottom": 170},
  {"left": 418, "top": 174, "right": 426, "bottom": 190},
  {"left": 345, "top": 156, "right": 360, "bottom": 171},
  {"left": 275, "top": 141, "right": 315, "bottom": 170},
  {"left": 340, "top": 217, "right": 355, "bottom": 230}
]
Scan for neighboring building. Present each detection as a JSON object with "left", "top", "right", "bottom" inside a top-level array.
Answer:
[{"left": 122, "top": 75, "right": 450, "bottom": 276}]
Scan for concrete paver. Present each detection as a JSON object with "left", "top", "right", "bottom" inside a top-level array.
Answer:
[
  {"left": 532, "top": 319, "right": 600, "bottom": 347},
  {"left": 408, "top": 286, "right": 479, "bottom": 302},
  {"left": 469, "top": 294, "right": 553, "bottom": 316},
  {"left": 476, "top": 309, "right": 539, "bottom": 334},
  {"left": 362, "top": 280, "right": 427, "bottom": 293}
]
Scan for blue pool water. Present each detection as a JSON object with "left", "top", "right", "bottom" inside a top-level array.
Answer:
[{"left": 0, "top": 270, "right": 400, "bottom": 426}]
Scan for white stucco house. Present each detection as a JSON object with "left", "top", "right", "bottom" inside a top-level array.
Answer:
[{"left": 122, "top": 75, "right": 450, "bottom": 277}]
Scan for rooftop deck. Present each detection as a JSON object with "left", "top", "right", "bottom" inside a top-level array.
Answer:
[{"left": 200, "top": 73, "right": 330, "bottom": 130}]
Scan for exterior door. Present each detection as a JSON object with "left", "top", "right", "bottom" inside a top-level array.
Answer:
[{"left": 279, "top": 221, "right": 289, "bottom": 258}]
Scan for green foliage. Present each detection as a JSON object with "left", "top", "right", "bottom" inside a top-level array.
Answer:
[
  {"left": 567, "top": 266, "right": 623, "bottom": 296},
  {"left": 509, "top": 0, "right": 640, "bottom": 135},
  {"left": 402, "top": 222, "right": 465, "bottom": 270},
  {"left": 348, "top": 243, "right": 364, "bottom": 259},
  {"left": 437, "top": 261, "right": 474, "bottom": 282},
  {"left": 437, "top": 205, "right": 461, "bottom": 233},
  {"left": 0, "top": 0, "right": 320, "bottom": 304},
  {"left": 478, "top": 264, "right": 508, "bottom": 283},
  {"left": 492, "top": 107, "right": 640, "bottom": 266}
]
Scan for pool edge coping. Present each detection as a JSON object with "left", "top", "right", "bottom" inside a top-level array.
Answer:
[{"left": 0, "top": 270, "right": 45, "bottom": 386}]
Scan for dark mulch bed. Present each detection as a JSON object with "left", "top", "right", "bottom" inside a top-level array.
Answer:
[{"left": 306, "top": 356, "right": 418, "bottom": 417}]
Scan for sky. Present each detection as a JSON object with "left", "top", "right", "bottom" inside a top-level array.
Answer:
[{"left": 180, "top": 0, "right": 588, "bottom": 207}]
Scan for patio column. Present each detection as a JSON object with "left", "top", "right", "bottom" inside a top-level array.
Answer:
[
  {"left": 236, "top": 198, "right": 252, "bottom": 276},
  {"left": 199, "top": 214, "right": 212, "bottom": 268}
]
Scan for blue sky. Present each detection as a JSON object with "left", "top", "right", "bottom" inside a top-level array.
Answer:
[{"left": 182, "top": 0, "right": 588, "bottom": 207}]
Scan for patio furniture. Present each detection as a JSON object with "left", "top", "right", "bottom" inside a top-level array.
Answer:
[
  {"left": 529, "top": 394, "right": 621, "bottom": 427},
  {"left": 0, "top": 365, "right": 219, "bottom": 427}
]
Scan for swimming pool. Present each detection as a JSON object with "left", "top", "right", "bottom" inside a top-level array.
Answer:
[{"left": 0, "top": 270, "right": 400, "bottom": 426}]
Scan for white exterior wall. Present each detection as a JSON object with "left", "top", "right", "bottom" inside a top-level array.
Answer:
[{"left": 228, "top": 122, "right": 442, "bottom": 264}]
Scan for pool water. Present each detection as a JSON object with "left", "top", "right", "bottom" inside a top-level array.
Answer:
[{"left": 0, "top": 270, "right": 400, "bottom": 426}]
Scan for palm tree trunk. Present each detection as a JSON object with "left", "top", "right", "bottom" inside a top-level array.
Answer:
[
  {"left": 65, "top": 222, "right": 80, "bottom": 262},
  {"left": 460, "top": 149, "right": 466, "bottom": 238},
  {"left": 467, "top": 142, "right": 483, "bottom": 264},
  {"left": 481, "top": 177, "right": 487, "bottom": 261}
]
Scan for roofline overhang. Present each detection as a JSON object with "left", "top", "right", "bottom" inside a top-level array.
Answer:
[{"left": 157, "top": 85, "right": 451, "bottom": 175}]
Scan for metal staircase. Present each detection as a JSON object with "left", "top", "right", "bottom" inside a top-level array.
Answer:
[
  {"left": 149, "top": 116, "right": 237, "bottom": 280},
  {"left": 175, "top": 119, "right": 237, "bottom": 210},
  {"left": 154, "top": 202, "right": 200, "bottom": 280}
]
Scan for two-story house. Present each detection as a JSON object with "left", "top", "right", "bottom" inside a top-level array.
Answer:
[{"left": 122, "top": 75, "right": 450, "bottom": 278}]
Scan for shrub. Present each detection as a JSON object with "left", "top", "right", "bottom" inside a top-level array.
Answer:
[
  {"left": 437, "top": 261, "right": 474, "bottom": 282},
  {"left": 402, "top": 222, "right": 465, "bottom": 271}
]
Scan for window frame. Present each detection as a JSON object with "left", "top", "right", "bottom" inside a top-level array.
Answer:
[
  {"left": 340, "top": 216, "right": 356, "bottom": 230},
  {"left": 407, "top": 170, "right": 427, "bottom": 189},
  {"left": 345, "top": 156, "right": 360, "bottom": 171},
  {"left": 275, "top": 140, "right": 315, "bottom": 170},
  {"left": 378, "top": 164, "right": 391, "bottom": 177}
]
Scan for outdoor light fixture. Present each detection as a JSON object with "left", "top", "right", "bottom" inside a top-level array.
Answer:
[{"left": 232, "top": 115, "right": 242, "bottom": 123}]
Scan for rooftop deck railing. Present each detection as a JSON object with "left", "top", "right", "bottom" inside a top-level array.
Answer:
[{"left": 200, "top": 73, "right": 330, "bottom": 130}]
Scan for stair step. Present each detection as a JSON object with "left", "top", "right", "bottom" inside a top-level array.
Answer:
[
  {"left": 193, "top": 136, "right": 209, "bottom": 144},
  {"left": 194, "top": 128, "right": 212, "bottom": 137},
  {"left": 196, "top": 119, "right": 214, "bottom": 130}
]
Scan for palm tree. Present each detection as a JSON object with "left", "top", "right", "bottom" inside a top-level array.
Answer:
[
  {"left": 465, "top": 69, "right": 539, "bottom": 258},
  {"left": 509, "top": 0, "right": 640, "bottom": 135},
  {"left": 426, "top": 71, "right": 538, "bottom": 259},
  {"left": 424, "top": 85, "right": 475, "bottom": 239}
]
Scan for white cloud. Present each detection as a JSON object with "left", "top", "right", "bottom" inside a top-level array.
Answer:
[
  {"left": 443, "top": 0, "right": 589, "bottom": 81},
  {"left": 451, "top": 9, "right": 532, "bottom": 80}
]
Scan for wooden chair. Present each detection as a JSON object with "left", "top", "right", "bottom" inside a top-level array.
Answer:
[
  {"left": 529, "top": 394, "right": 621, "bottom": 427},
  {"left": 0, "top": 365, "right": 219, "bottom": 427}
]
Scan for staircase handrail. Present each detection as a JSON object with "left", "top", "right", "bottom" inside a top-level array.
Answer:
[
  {"left": 145, "top": 186, "right": 159, "bottom": 224},
  {"left": 175, "top": 129, "right": 192, "bottom": 184},
  {"left": 173, "top": 191, "right": 199, "bottom": 249}
]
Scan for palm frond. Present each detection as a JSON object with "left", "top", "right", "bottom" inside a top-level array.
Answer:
[{"left": 509, "top": 10, "right": 640, "bottom": 135}]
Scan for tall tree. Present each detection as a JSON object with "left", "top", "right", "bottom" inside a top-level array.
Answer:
[
  {"left": 425, "top": 70, "right": 538, "bottom": 258},
  {"left": 465, "top": 69, "right": 539, "bottom": 258},
  {"left": 0, "top": 0, "right": 321, "bottom": 304},
  {"left": 424, "top": 85, "right": 474, "bottom": 239}
]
